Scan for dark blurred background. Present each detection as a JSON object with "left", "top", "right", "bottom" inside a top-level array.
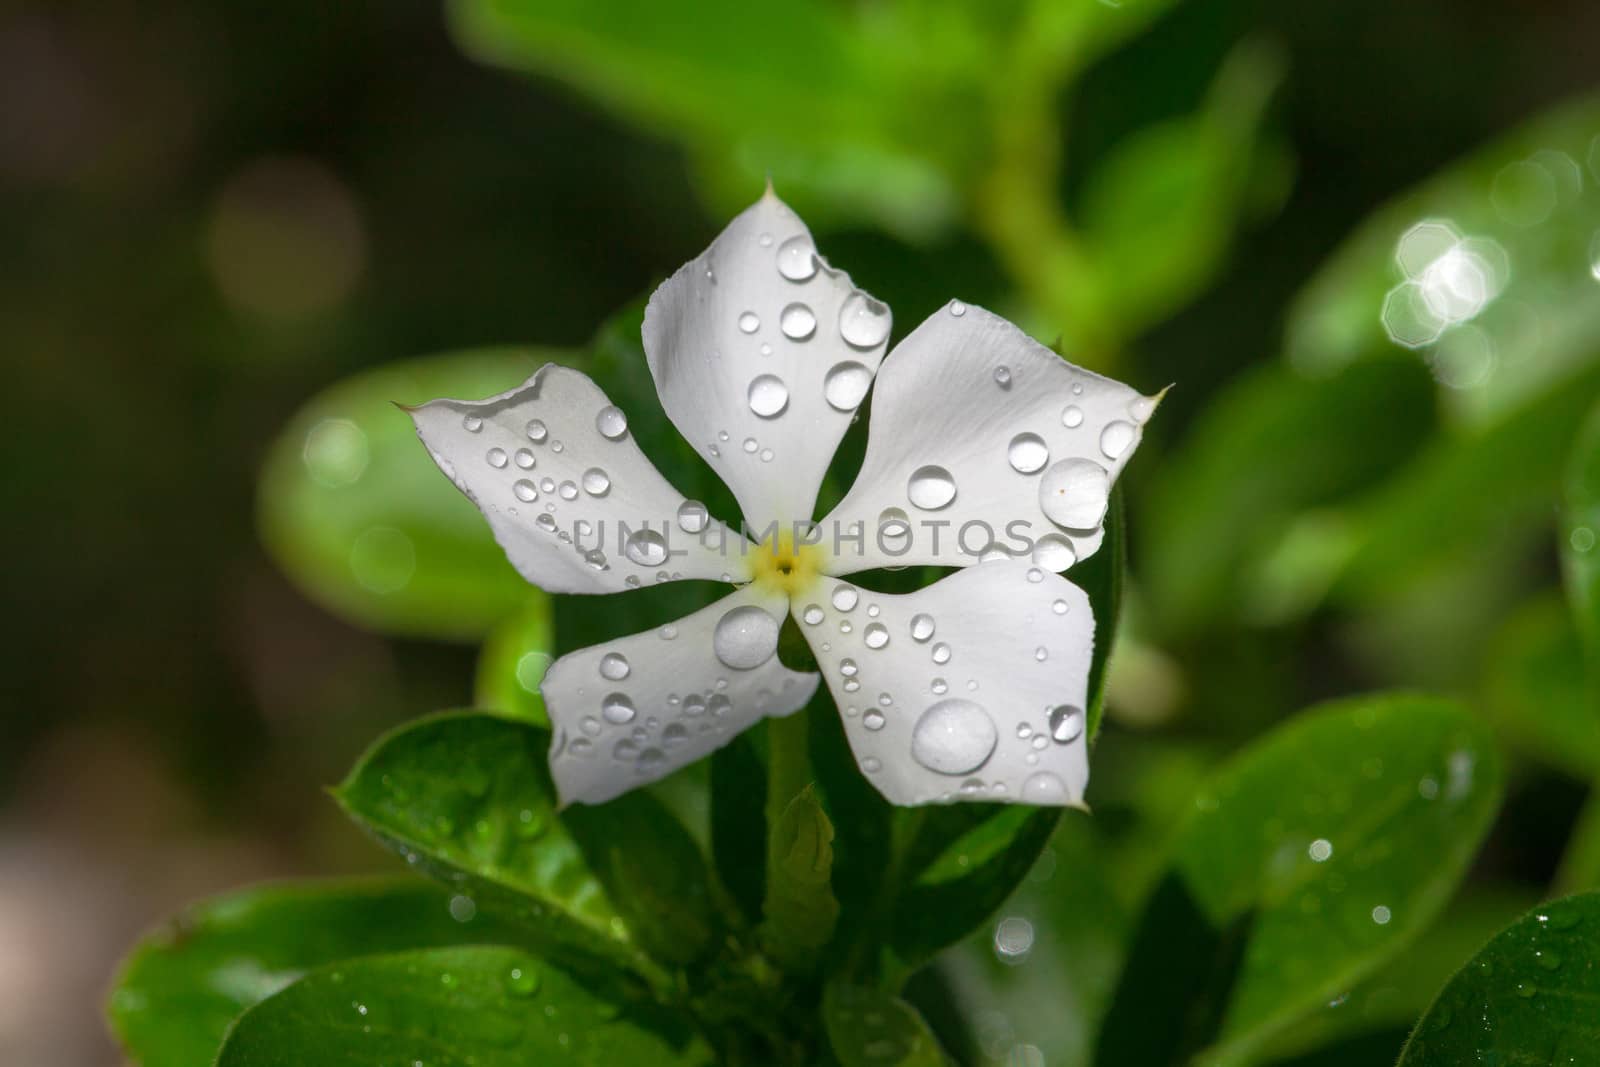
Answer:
[{"left": 2, "top": 1, "right": 1596, "bottom": 1064}]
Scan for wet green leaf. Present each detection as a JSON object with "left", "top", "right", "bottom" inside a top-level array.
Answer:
[
  {"left": 1563, "top": 399, "right": 1600, "bottom": 689},
  {"left": 333, "top": 711, "right": 655, "bottom": 982},
  {"left": 258, "top": 347, "right": 547, "bottom": 640},
  {"left": 1095, "top": 694, "right": 1502, "bottom": 1066},
  {"left": 474, "top": 595, "right": 556, "bottom": 726},
  {"left": 1396, "top": 891, "right": 1600, "bottom": 1066},
  {"left": 108, "top": 879, "right": 525, "bottom": 1067},
  {"left": 215, "top": 946, "right": 709, "bottom": 1067},
  {"left": 759, "top": 784, "right": 839, "bottom": 971},
  {"left": 823, "top": 982, "right": 951, "bottom": 1067}
]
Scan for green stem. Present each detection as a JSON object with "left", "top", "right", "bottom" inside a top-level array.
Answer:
[{"left": 766, "top": 709, "right": 811, "bottom": 872}]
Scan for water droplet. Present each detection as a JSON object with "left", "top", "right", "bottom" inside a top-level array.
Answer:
[
  {"left": 1032, "top": 533, "right": 1076, "bottom": 571},
  {"left": 738, "top": 310, "right": 761, "bottom": 334},
  {"left": 758, "top": 231, "right": 773, "bottom": 247},
  {"left": 1052, "top": 599, "right": 1068, "bottom": 614},
  {"left": 839, "top": 292, "right": 891, "bottom": 349},
  {"left": 559, "top": 480, "right": 579, "bottom": 500},
  {"left": 912, "top": 699, "right": 998, "bottom": 776},
  {"left": 513, "top": 479, "right": 538, "bottom": 503},
  {"left": 596, "top": 406, "right": 628, "bottom": 440},
  {"left": 907, "top": 465, "right": 957, "bottom": 510},
  {"left": 624, "top": 529, "right": 669, "bottom": 566},
  {"left": 1061, "top": 406, "right": 1084, "bottom": 429},
  {"left": 832, "top": 585, "right": 859, "bottom": 612},
  {"left": 910, "top": 613, "right": 935, "bottom": 642},
  {"left": 931, "top": 642, "right": 951, "bottom": 665},
  {"left": 993, "top": 366, "right": 1012, "bottom": 388},
  {"left": 584, "top": 548, "right": 606, "bottom": 569},
  {"left": 802, "top": 604, "right": 824, "bottom": 625},
  {"left": 1034, "top": 646, "right": 1048, "bottom": 662},
  {"left": 1535, "top": 950, "right": 1562, "bottom": 971},
  {"left": 486, "top": 447, "right": 508, "bottom": 468},
  {"left": 748, "top": 374, "right": 790, "bottom": 418},
  {"left": 877, "top": 507, "right": 912, "bottom": 552},
  {"left": 602, "top": 693, "right": 636, "bottom": 725},
  {"left": 1021, "top": 772, "right": 1067, "bottom": 804},
  {"left": 713, "top": 606, "right": 780, "bottom": 670},
  {"left": 949, "top": 300, "right": 967, "bottom": 317},
  {"left": 742, "top": 437, "right": 759, "bottom": 453},
  {"left": 507, "top": 966, "right": 540, "bottom": 996},
  {"left": 599, "top": 653, "right": 630, "bottom": 681},
  {"left": 676, "top": 500, "right": 708, "bottom": 534},
  {"left": 864, "top": 622, "right": 890, "bottom": 649},
  {"left": 824, "top": 361, "right": 873, "bottom": 411},
  {"left": 582, "top": 467, "right": 610, "bottom": 496},
  {"left": 776, "top": 235, "right": 817, "bottom": 281},
  {"left": 1039, "top": 459, "right": 1109, "bottom": 529},
  {"left": 1007, "top": 432, "right": 1049, "bottom": 474},
  {"left": 463, "top": 415, "right": 483, "bottom": 433},
  {"left": 1100, "top": 421, "right": 1136, "bottom": 460},
  {"left": 862, "top": 756, "right": 882, "bottom": 772},
  {"left": 862, "top": 710, "right": 886, "bottom": 731},
  {"left": 514, "top": 448, "right": 536, "bottom": 469},
  {"left": 780, "top": 302, "right": 816, "bottom": 340},
  {"left": 1048, "top": 705, "right": 1084, "bottom": 743}
]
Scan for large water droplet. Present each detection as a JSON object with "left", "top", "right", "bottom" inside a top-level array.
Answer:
[
  {"left": 514, "top": 448, "right": 536, "bottom": 469},
  {"left": 776, "top": 235, "right": 817, "bottom": 281},
  {"left": 863, "top": 622, "right": 890, "bottom": 649},
  {"left": 713, "top": 606, "right": 780, "bottom": 670},
  {"left": 780, "top": 302, "right": 817, "bottom": 340},
  {"left": 907, "top": 465, "right": 957, "bottom": 510},
  {"left": 910, "top": 613, "right": 935, "bottom": 642},
  {"left": 1100, "top": 420, "right": 1136, "bottom": 460},
  {"left": 1039, "top": 459, "right": 1109, "bottom": 529},
  {"left": 911, "top": 699, "right": 998, "bottom": 776},
  {"left": 602, "top": 693, "right": 636, "bottom": 725},
  {"left": 747, "top": 374, "right": 790, "bottom": 418},
  {"left": 802, "top": 603, "right": 824, "bottom": 625},
  {"left": 676, "top": 500, "right": 709, "bottom": 533},
  {"left": 877, "top": 507, "right": 911, "bottom": 553},
  {"left": 463, "top": 415, "right": 483, "bottom": 433},
  {"left": 1032, "top": 533, "right": 1076, "bottom": 571},
  {"left": 839, "top": 292, "right": 891, "bottom": 349},
  {"left": 513, "top": 479, "right": 538, "bottom": 503},
  {"left": 525, "top": 419, "right": 548, "bottom": 442},
  {"left": 1048, "top": 705, "right": 1085, "bottom": 743},
  {"left": 824, "top": 361, "right": 872, "bottom": 411},
  {"left": 738, "top": 310, "right": 761, "bottom": 334},
  {"left": 931, "top": 642, "right": 951, "bottom": 665},
  {"left": 624, "top": 528, "right": 669, "bottom": 566},
  {"left": 1021, "top": 772, "right": 1068, "bottom": 804},
  {"left": 831, "top": 585, "right": 859, "bottom": 612},
  {"left": 596, "top": 406, "right": 628, "bottom": 440},
  {"left": 599, "top": 652, "right": 630, "bottom": 681},
  {"left": 486, "top": 447, "right": 508, "bottom": 469},
  {"left": 582, "top": 467, "right": 611, "bottom": 496},
  {"left": 1008, "top": 433, "right": 1049, "bottom": 474},
  {"left": 558, "top": 480, "right": 579, "bottom": 500}
]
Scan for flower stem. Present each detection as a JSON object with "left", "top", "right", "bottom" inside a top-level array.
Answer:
[{"left": 765, "top": 708, "right": 811, "bottom": 871}]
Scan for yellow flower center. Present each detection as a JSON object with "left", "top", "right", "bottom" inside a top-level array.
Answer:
[{"left": 747, "top": 529, "right": 826, "bottom": 598}]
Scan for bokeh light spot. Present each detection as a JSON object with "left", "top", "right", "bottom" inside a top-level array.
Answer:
[
  {"left": 349, "top": 526, "right": 415, "bottom": 594},
  {"left": 302, "top": 417, "right": 369, "bottom": 488}
]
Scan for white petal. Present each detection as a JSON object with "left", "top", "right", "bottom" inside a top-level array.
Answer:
[
  {"left": 543, "top": 585, "right": 819, "bottom": 806},
  {"left": 793, "top": 561, "right": 1094, "bottom": 806},
  {"left": 410, "top": 363, "right": 747, "bottom": 594},
  {"left": 818, "top": 303, "right": 1156, "bottom": 575},
  {"left": 643, "top": 189, "right": 892, "bottom": 531}
]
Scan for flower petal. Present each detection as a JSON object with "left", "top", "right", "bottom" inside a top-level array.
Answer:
[
  {"left": 793, "top": 561, "right": 1093, "bottom": 806},
  {"left": 410, "top": 363, "right": 747, "bottom": 594},
  {"left": 819, "top": 303, "right": 1156, "bottom": 575},
  {"left": 643, "top": 189, "right": 892, "bottom": 531},
  {"left": 543, "top": 585, "right": 819, "bottom": 806}
]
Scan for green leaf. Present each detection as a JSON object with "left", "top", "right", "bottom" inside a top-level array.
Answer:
[
  {"left": 711, "top": 734, "right": 768, "bottom": 923},
  {"left": 1095, "top": 693, "right": 1502, "bottom": 1066},
  {"left": 1080, "top": 482, "right": 1127, "bottom": 742},
  {"left": 1288, "top": 91, "right": 1600, "bottom": 426},
  {"left": 1080, "top": 40, "right": 1285, "bottom": 333},
  {"left": 1563, "top": 398, "right": 1600, "bottom": 691},
  {"left": 823, "top": 982, "right": 951, "bottom": 1067},
  {"left": 108, "top": 879, "right": 524, "bottom": 1067},
  {"left": 258, "top": 347, "right": 547, "bottom": 640},
  {"left": 1397, "top": 891, "right": 1600, "bottom": 1065},
  {"left": 1481, "top": 596, "right": 1599, "bottom": 780},
  {"left": 333, "top": 711, "right": 655, "bottom": 982},
  {"left": 216, "top": 946, "right": 709, "bottom": 1067},
  {"left": 474, "top": 595, "right": 555, "bottom": 726},
  {"left": 759, "top": 784, "right": 840, "bottom": 972},
  {"left": 1142, "top": 355, "right": 1436, "bottom": 635}
]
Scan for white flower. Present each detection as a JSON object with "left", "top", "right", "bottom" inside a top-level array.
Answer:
[{"left": 410, "top": 190, "right": 1157, "bottom": 808}]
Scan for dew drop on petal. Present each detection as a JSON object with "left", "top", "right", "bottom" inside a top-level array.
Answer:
[
  {"left": 824, "top": 361, "right": 872, "bottom": 411},
  {"left": 1048, "top": 705, "right": 1085, "bottom": 744},
  {"left": 949, "top": 300, "right": 967, "bottom": 317},
  {"left": 878, "top": 507, "right": 912, "bottom": 553},
  {"left": 486, "top": 447, "right": 508, "bottom": 469},
  {"left": 910, "top": 613, "right": 935, "bottom": 642},
  {"left": 602, "top": 693, "right": 636, "bottom": 725},
  {"left": 907, "top": 465, "right": 957, "bottom": 510},
  {"left": 780, "top": 302, "right": 816, "bottom": 340},
  {"left": 1039, "top": 459, "right": 1109, "bottom": 529},
  {"left": 676, "top": 500, "right": 709, "bottom": 534},
  {"left": 863, "top": 622, "right": 890, "bottom": 650},
  {"left": 993, "top": 366, "right": 1012, "bottom": 388},
  {"left": 513, "top": 479, "right": 538, "bottom": 503},
  {"left": 463, "top": 415, "right": 483, "bottom": 433},
  {"left": 1100, "top": 420, "right": 1136, "bottom": 460},
  {"left": 931, "top": 642, "right": 952, "bottom": 665},
  {"left": 624, "top": 529, "right": 669, "bottom": 566},
  {"left": 776, "top": 235, "right": 817, "bottom": 281},
  {"left": 738, "top": 311, "right": 760, "bottom": 334},
  {"left": 1021, "top": 772, "right": 1068, "bottom": 804},
  {"left": 838, "top": 292, "right": 891, "bottom": 349},
  {"left": 582, "top": 468, "right": 610, "bottom": 496},
  {"left": 1007, "top": 433, "right": 1049, "bottom": 474},
  {"left": 558, "top": 480, "right": 579, "bottom": 501},
  {"left": 599, "top": 653, "right": 630, "bottom": 681},
  {"left": 831, "top": 585, "right": 859, "bottom": 612},
  {"left": 1032, "top": 533, "right": 1076, "bottom": 571},
  {"left": 802, "top": 604, "right": 824, "bottom": 625},
  {"left": 596, "top": 406, "right": 628, "bottom": 440},
  {"left": 514, "top": 448, "right": 536, "bottom": 469},
  {"left": 525, "top": 419, "right": 547, "bottom": 442},
  {"left": 713, "top": 606, "right": 780, "bottom": 670},
  {"left": 747, "top": 374, "right": 790, "bottom": 418},
  {"left": 862, "top": 710, "right": 886, "bottom": 731},
  {"left": 911, "top": 699, "right": 998, "bottom": 776},
  {"left": 1060, "top": 406, "right": 1084, "bottom": 429}
]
